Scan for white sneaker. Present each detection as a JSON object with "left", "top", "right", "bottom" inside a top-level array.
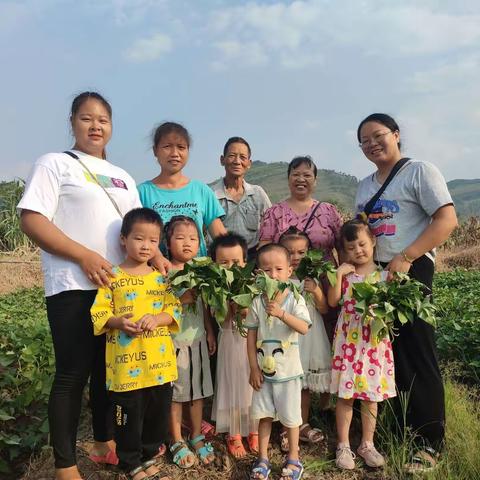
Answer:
[
  {"left": 357, "top": 442, "right": 385, "bottom": 467},
  {"left": 336, "top": 445, "right": 356, "bottom": 470}
]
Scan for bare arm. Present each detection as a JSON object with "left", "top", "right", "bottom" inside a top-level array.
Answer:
[
  {"left": 203, "top": 303, "right": 217, "bottom": 355},
  {"left": 387, "top": 205, "right": 458, "bottom": 273},
  {"left": 20, "top": 209, "right": 113, "bottom": 286},
  {"left": 247, "top": 328, "right": 263, "bottom": 390},
  {"left": 328, "top": 263, "right": 355, "bottom": 308},
  {"left": 303, "top": 278, "right": 328, "bottom": 314},
  {"left": 208, "top": 218, "right": 227, "bottom": 238}
]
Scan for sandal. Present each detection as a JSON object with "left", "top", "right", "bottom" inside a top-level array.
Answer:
[
  {"left": 279, "top": 430, "right": 289, "bottom": 453},
  {"left": 188, "top": 434, "right": 215, "bottom": 465},
  {"left": 181, "top": 420, "right": 216, "bottom": 439},
  {"left": 227, "top": 434, "right": 247, "bottom": 458},
  {"left": 299, "top": 423, "right": 324, "bottom": 444},
  {"left": 142, "top": 459, "right": 171, "bottom": 480},
  {"left": 127, "top": 465, "right": 147, "bottom": 480},
  {"left": 280, "top": 458, "right": 304, "bottom": 480},
  {"left": 89, "top": 449, "right": 119, "bottom": 465},
  {"left": 169, "top": 440, "right": 196, "bottom": 469},
  {"left": 250, "top": 458, "right": 271, "bottom": 479},
  {"left": 404, "top": 447, "right": 440, "bottom": 474},
  {"left": 247, "top": 432, "right": 259, "bottom": 453}
]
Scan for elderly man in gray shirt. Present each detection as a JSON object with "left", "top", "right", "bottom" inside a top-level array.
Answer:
[{"left": 210, "top": 137, "right": 271, "bottom": 259}]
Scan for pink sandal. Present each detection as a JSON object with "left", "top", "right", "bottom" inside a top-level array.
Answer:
[{"left": 89, "top": 449, "right": 119, "bottom": 465}]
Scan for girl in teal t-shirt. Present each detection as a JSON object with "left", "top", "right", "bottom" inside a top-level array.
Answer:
[{"left": 138, "top": 122, "right": 226, "bottom": 256}]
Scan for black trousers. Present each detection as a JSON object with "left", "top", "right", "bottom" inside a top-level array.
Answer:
[
  {"left": 110, "top": 384, "right": 172, "bottom": 472},
  {"left": 381, "top": 256, "right": 445, "bottom": 450},
  {"left": 46, "top": 289, "right": 113, "bottom": 468}
]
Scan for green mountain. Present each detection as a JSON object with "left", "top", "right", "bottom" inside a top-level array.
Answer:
[
  {"left": 446, "top": 179, "right": 480, "bottom": 218},
  {"left": 211, "top": 161, "right": 479, "bottom": 218},
  {"left": 230, "top": 161, "right": 358, "bottom": 212}
]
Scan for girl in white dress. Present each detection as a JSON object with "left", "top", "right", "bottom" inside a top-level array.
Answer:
[{"left": 279, "top": 228, "right": 331, "bottom": 451}]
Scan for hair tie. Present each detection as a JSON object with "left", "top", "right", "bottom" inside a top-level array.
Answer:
[{"left": 357, "top": 212, "right": 368, "bottom": 222}]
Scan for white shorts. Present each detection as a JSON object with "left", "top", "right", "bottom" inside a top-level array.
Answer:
[{"left": 251, "top": 377, "right": 302, "bottom": 428}]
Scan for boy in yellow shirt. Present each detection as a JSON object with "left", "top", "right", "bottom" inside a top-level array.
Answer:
[{"left": 92, "top": 208, "right": 180, "bottom": 480}]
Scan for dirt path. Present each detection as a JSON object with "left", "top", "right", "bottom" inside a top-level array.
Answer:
[{"left": 0, "top": 250, "right": 42, "bottom": 295}]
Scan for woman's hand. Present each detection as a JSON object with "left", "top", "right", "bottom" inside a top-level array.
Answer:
[
  {"left": 386, "top": 254, "right": 412, "bottom": 274},
  {"left": 79, "top": 250, "right": 114, "bottom": 287},
  {"left": 150, "top": 252, "right": 172, "bottom": 275}
]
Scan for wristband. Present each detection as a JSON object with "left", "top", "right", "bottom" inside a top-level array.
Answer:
[
  {"left": 400, "top": 250, "right": 414, "bottom": 263},
  {"left": 281, "top": 309, "right": 286, "bottom": 321}
]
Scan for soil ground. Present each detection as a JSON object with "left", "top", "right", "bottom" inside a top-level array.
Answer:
[
  {"left": 4, "top": 247, "right": 479, "bottom": 480},
  {"left": 2, "top": 245, "right": 479, "bottom": 296}
]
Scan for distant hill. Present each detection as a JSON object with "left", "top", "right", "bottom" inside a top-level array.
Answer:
[
  {"left": 210, "top": 161, "right": 479, "bottom": 218},
  {"left": 212, "top": 161, "right": 359, "bottom": 212},
  {"left": 447, "top": 179, "right": 480, "bottom": 218}
]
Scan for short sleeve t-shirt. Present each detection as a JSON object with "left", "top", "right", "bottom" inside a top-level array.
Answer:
[
  {"left": 17, "top": 151, "right": 141, "bottom": 296},
  {"left": 138, "top": 180, "right": 225, "bottom": 256},
  {"left": 91, "top": 267, "right": 181, "bottom": 392},
  {"left": 355, "top": 160, "right": 453, "bottom": 263},
  {"left": 244, "top": 292, "right": 311, "bottom": 383}
]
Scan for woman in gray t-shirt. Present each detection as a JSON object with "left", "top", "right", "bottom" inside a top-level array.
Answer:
[{"left": 355, "top": 113, "right": 457, "bottom": 473}]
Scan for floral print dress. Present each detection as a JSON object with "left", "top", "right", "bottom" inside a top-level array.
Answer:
[{"left": 330, "top": 271, "right": 396, "bottom": 401}]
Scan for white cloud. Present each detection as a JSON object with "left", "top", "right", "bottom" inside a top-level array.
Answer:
[
  {"left": 209, "top": 1, "right": 480, "bottom": 69},
  {"left": 124, "top": 33, "right": 172, "bottom": 62},
  {"left": 407, "top": 54, "right": 480, "bottom": 94}
]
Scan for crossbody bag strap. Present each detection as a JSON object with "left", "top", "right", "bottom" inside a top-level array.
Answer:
[
  {"left": 302, "top": 201, "right": 322, "bottom": 232},
  {"left": 363, "top": 157, "right": 410, "bottom": 217},
  {"left": 64, "top": 150, "right": 124, "bottom": 219}
]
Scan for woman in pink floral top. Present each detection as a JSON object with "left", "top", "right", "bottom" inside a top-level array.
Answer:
[{"left": 258, "top": 156, "right": 342, "bottom": 259}]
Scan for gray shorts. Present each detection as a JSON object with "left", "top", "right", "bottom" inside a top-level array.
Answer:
[{"left": 172, "top": 335, "right": 213, "bottom": 403}]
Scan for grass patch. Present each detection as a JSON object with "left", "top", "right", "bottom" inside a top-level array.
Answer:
[{"left": 374, "top": 377, "right": 480, "bottom": 480}]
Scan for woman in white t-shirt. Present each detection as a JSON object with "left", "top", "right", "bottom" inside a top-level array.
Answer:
[{"left": 18, "top": 92, "right": 142, "bottom": 480}]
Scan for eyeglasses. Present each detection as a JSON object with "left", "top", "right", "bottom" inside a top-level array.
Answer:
[{"left": 358, "top": 131, "right": 393, "bottom": 148}]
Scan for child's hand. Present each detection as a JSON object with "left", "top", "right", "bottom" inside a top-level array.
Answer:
[
  {"left": 138, "top": 313, "right": 161, "bottom": 332},
  {"left": 206, "top": 329, "right": 217, "bottom": 356},
  {"left": 180, "top": 289, "right": 196, "bottom": 305},
  {"left": 231, "top": 302, "right": 248, "bottom": 319},
  {"left": 107, "top": 314, "right": 142, "bottom": 336},
  {"left": 303, "top": 277, "right": 320, "bottom": 294},
  {"left": 337, "top": 263, "right": 356, "bottom": 278},
  {"left": 265, "top": 300, "right": 284, "bottom": 320},
  {"left": 249, "top": 366, "right": 264, "bottom": 391}
]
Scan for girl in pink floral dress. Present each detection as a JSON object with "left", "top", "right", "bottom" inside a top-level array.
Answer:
[{"left": 328, "top": 218, "right": 395, "bottom": 471}]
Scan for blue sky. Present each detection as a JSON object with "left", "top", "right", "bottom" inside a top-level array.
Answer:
[{"left": 1, "top": 0, "right": 480, "bottom": 184}]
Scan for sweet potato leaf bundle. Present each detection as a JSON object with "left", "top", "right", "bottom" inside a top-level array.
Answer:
[
  {"left": 351, "top": 272, "right": 436, "bottom": 342},
  {"left": 169, "top": 259, "right": 302, "bottom": 329},
  {"left": 295, "top": 249, "right": 337, "bottom": 287},
  {"left": 233, "top": 270, "right": 300, "bottom": 327},
  {"left": 168, "top": 257, "right": 234, "bottom": 324}
]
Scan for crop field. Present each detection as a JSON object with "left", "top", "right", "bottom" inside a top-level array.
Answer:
[
  {"left": 1, "top": 182, "right": 479, "bottom": 479},
  {"left": 1, "top": 268, "right": 479, "bottom": 480}
]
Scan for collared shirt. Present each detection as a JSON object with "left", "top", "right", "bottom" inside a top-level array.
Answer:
[{"left": 210, "top": 177, "right": 271, "bottom": 249}]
